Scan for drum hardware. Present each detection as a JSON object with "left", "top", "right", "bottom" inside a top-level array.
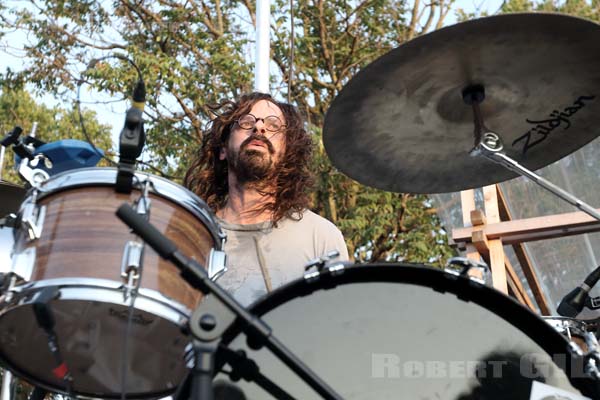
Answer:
[
  {"left": 303, "top": 250, "right": 346, "bottom": 282},
  {"left": 464, "top": 84, "right": 600, "bottom": 223},
  {"left": 19, "top": 192, "right": 46, "bottom": 241},
  {"left": 120, "top": 241, "right": 143, "bottom": 302},
  {"left": 116, "top": 76, "right": 146, "bottom": 195},
  {"left": 116, "top": 203, "right": 343, "bottom": 400},
  {"left": 31, "top": 286, "right": 73, "bottom": 394},
  {"left": 0, "top": 369, "right": 13, "bottom": 400},
  {"left": 585, "top": 296, "right": 600, "bottom": 311},
  {"left": 444, "top": 256, "right": 490, "bottom": 285},
  {"left": 582, "top": 333, "right": 600, "bottom": 379},
  {"left": 9, "top": 247, "right": 35, "bottom": 283},
  {"left": 207, "top": 249, "right": 227, "bottom": 282},
  {"left": 120, "top": 179, "right": 151, "bottom": 301},
  {"left": 17, "top": 155, "right": 50, "bottom": 189},
  {"left": 213, "top": 347, "right": 295, "bottom": 400}
]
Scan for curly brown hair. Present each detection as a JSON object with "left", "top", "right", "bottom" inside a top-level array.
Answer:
[{"left": 184, "top": 92, "right": 314, "bottom": 224}]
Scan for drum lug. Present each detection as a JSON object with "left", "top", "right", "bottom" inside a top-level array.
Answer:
[
  {"left": 207, "top": 249, "right": 226, "bottom": 281},
  {"left": 120, "top": 240, "right": 143, "bottom": 300},
  {"left": 304, "top": 250, "right": 347, "bottom": 282},
  {"left": 135, "top": 179, "right": 152, "bottom": 216},
  {"left": 20, "top": 199, "right": 46, "bottom": 241},
  {"left": 444, "top": 257, "right": 490, "bottom": 285},
  {"left": 10, "top": 247, "right": 35, "bottom": 282}
]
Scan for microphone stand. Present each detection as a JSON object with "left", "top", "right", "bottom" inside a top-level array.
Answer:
[{"left": 115, "top": 204, "right": 342, "bottom": 400}]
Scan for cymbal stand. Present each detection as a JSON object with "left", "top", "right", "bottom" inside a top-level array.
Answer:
[
  {"left": 463, "top": 85, "right": 600, "bottom": 222},
  {"left": 115, "top": 204, "right": 343, "bottom": 400}
]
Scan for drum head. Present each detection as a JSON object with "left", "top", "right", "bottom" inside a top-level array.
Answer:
[
  {"left": 217, "top": 264, "right": 599, "bottom": 399},
  {"left": 0, "top": 284, "right": 189, "bottom": 398}
]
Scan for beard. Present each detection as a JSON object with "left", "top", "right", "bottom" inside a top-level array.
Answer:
[{"left": 227, "top": 135, "right": 277, "bottom": 184}]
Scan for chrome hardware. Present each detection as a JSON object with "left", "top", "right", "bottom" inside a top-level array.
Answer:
[
  {"left": 585, "top": 355, "right": 600, "bottom": 380},
  {"left": 304, "top": 250, "right": 340, "bottom": 272},
  {"left": 135, "top": 179, "right": 152, "bottom": 216},
  {"left": 304, "top": 250, "right": 347, "bottom": 281},
  {"left": 20, "top": 196, "right": 46, "bottom": 241},
  {"left": 207, "top": 249, "right": 226, "bottom": 281},
  {"left": 120, "top": 241, "right": 144, "bottom": 301},
  {"left": 10, "top": 247, "right": 36, "bottom": 282},
  {"left": 445, "top": 257, "right": 490, "bottom": 285},
  {"left": 18, "top": 155, "right": 50, "bottom": 188}
]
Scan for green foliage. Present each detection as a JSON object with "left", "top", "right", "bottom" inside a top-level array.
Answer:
[
  {"left": 0, "top": 87, "right": 112, "bottom": 183},
  {"left": 0, "top": 0, "right": 458, "bottom": 266},
  {"left": 502, "top": 0, "right": 600, "bottom": 19}
]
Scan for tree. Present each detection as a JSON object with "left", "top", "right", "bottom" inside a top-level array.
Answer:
[
  {"left": 0, "top": 86, "right": 112, "bottom": 184},
  {"left": 0, "top": 0, "right": 457, "bottom": 265}
]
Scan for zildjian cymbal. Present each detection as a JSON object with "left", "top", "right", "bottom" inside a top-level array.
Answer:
[
  {"left": 0, "top": 181, "right": 25, "bottom": 216},
  {"left": 323, "top": 13, "right": 600, "bottom": 193}
]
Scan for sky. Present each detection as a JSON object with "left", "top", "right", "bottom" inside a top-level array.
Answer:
[{"left": 0, "top": 0, "right": 504, "bottom": 149}]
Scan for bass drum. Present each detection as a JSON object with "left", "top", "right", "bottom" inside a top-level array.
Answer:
[{"left": 217, "top": 264, "right": 600, "bottom": 399}]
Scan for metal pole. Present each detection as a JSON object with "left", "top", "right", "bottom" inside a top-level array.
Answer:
[
  {"left": 1, "top": 370, "right": 12, "bottom": 400},
  {"left": 255, "top": 0, "right": 271, "bottom": 93},
  {"left": 0, "top": 146, "right": 6, "bottom": 181}
]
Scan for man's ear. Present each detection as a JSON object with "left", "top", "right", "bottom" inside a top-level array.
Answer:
[{"left": 219, "top": 146, "right": 227, "bottom": 161}]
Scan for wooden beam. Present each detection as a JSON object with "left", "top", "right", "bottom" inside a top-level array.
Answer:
[
  {"left": 483, "top": 185, "right": 507, "bottom": 294},
  {"left": 496, "top": 185, "right": 551, "bottom": 315},
  {"left": 452, "top": 209, "right": 600, "bottom": 245},
  {"left": 472, "top": 228, "right": 536, "bottom": 311},
  {"left": 460, "top": 189, "right": 480, "bottom": 261},
  {"left": 504, "top": 257, "right": 537, "bottom": 312}
]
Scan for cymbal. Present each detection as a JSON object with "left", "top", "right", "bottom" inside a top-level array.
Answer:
[
  {"left": 323, "top": 13, "right": 600, "bottom": 193},
  {"left": 0, "top": 181, "right": 25, "bottom": 216}
]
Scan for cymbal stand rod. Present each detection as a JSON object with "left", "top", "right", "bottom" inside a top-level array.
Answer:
[
  {"left": 462, "top": 83, "right": 600, "bottom": 222},
  {"left": 473, "top": 132, "right": 600, "bottom": 222}
]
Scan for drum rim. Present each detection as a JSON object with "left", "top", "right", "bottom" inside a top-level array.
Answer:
[
  {"left": 27, "top": 167, "right": 225, "bottom": 248},
  {"left": 220, "top": 263, "right": 599, "bottom": 398},
  {"left": 6, "top": 277, "right": 192, "bottom": 322},
  {"left": 0, "top": 278, "right": 191, "bottom": 399}
]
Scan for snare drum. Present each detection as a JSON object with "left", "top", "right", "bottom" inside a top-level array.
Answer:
[
  {"left": 0, "top": 168, "right": 225, "bottom": 398},
  {"left": 217, "top": 264, "right": 599, "bottom": 399}
]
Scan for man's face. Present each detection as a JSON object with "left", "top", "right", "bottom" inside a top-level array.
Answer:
[{"left": 221, "top": 99, "right": 287, "bottom": 183}]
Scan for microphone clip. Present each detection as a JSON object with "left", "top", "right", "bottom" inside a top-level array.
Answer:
[
  {"left": 586, "top": 296, "right": 600, "bottom": 310},
  {"left": 116, "top": 80, "right": 146, "bottom": 194}
]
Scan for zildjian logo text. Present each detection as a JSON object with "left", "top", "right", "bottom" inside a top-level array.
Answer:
[{"left": 512, "top": 95, "right": 595, "bottom": 154}]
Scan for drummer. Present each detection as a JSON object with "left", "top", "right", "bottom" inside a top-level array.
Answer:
[{"left": 185, "top": 92, "right": 349, "bottom": 306}]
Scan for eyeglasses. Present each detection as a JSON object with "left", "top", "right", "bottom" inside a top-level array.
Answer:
[{"left": 236, "top": 114, "right": 286, "bottom": 132}]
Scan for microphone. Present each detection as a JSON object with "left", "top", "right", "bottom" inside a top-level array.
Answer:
[
  {"left": 116, "top": 78, "right": 146, "bottom": 193},
  {"left": 557, "top": 266, "right": 600, "bottom": 317}
]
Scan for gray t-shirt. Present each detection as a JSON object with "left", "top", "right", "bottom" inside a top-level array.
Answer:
[{"left": 216, "top": 210, "right": 349, "bottom": 306}]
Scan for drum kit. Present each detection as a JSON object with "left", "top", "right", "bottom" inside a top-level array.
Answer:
[{"left": 0, "top": 10, "right": 600, "bottom": 400}]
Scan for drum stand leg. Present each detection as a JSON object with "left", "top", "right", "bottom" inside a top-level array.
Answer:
[
  {"left": 1, "top": 370, "right": 12, "bottom": 400},
  {"left": 188, "top": 340, "right": 218, "bottom": 400}
]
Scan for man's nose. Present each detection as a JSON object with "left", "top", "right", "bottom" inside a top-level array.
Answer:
[{"left": 253, "top": 119, "right": 267, "bottom": 135}]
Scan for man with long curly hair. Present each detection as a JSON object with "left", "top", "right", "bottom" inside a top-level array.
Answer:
[{"left": 185, "top": 92, "right": 348, "bottom": 306}]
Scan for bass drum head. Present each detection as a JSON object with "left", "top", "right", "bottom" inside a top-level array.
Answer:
[{"left": 217, "top": 264, "right": 599, "bottom": 399}]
